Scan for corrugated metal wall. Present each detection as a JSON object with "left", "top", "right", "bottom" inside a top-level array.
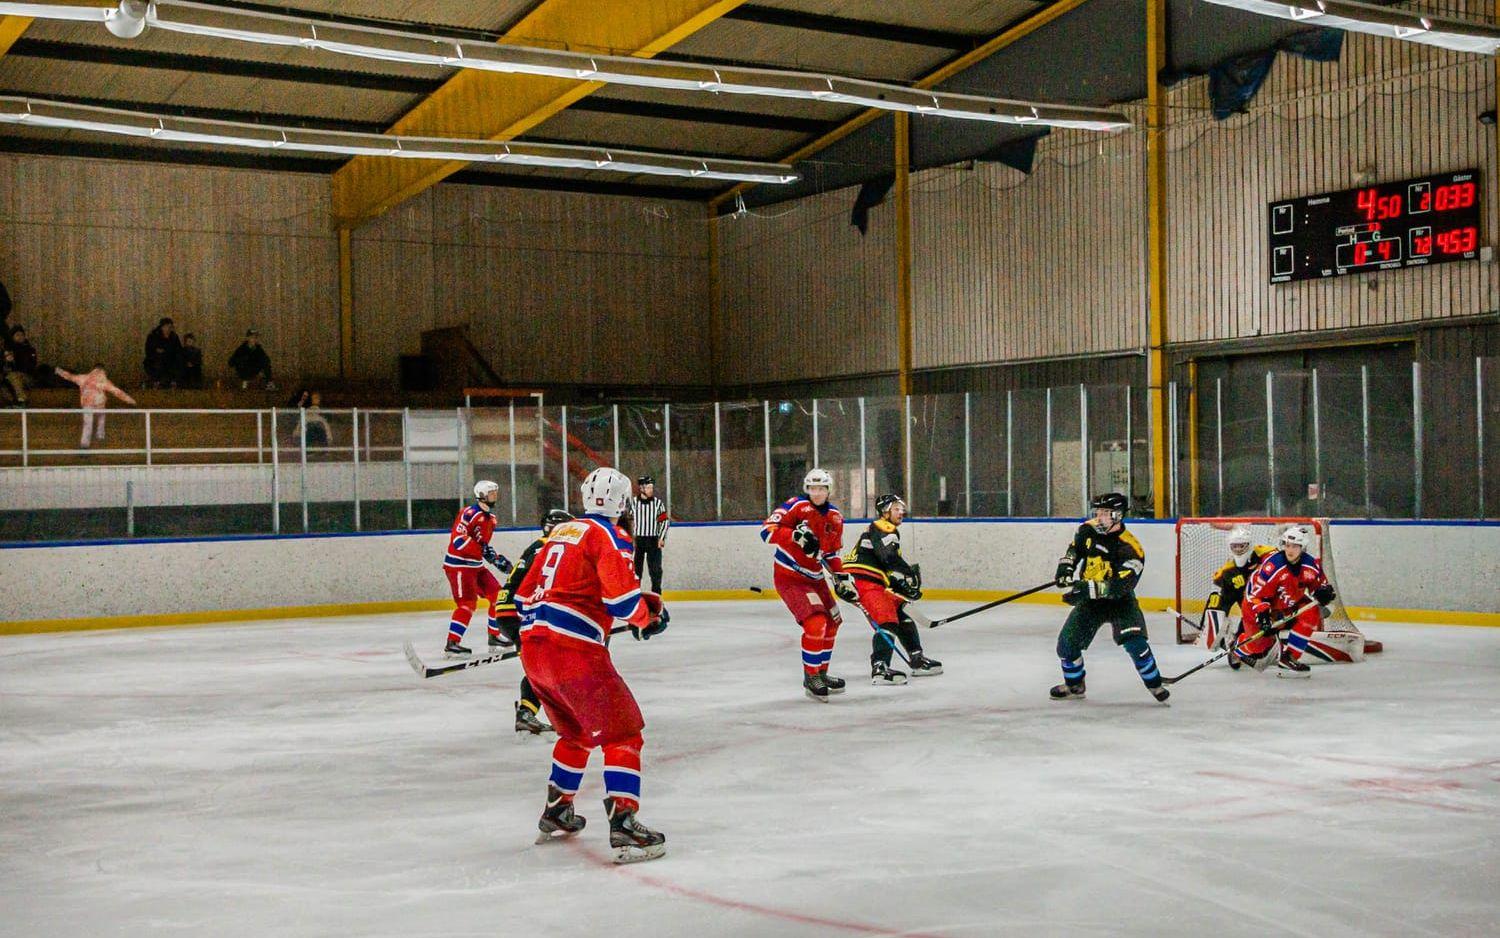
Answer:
[
  {"left": 0, "top": 154, "right": 340, "bottom": 383},
  {"left": 716, "top": 185, "right": 898, "bottom": 386},
  {"left": 1165, "top": 29, "right": 1497, "bottom": 345},
  {"left": 352, "top": 183, "right": 711, "bottom": 386},
  {"left": 910, "top": 116, "right": 1148, "bottom": 369}
]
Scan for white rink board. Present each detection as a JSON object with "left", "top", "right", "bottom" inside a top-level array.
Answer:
[
  {"left": 1, "top": 603, "right": 1497, "bottom": 937},
  {"left": 0, "top": 519, "right": 1496, "bottom": 623}
]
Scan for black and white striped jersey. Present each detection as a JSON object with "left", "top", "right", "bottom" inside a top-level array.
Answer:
[{"left": 632, "top": 496, "right": 670, "bottom": 538}]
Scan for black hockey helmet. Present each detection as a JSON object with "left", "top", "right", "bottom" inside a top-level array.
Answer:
[
  {"left": 875, "top": 493, "right": 906, "bottom": 517},
  {"left": 541, "top": 508, "right": 573, "bottom": 535},
  {"left": 1089, "top": 492, "right": 1127, "bottom": 533}
]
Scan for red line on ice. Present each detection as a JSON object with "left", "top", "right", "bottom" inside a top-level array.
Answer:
[{"left": 566, "top": 840, "right": 952, "bottom": 938}]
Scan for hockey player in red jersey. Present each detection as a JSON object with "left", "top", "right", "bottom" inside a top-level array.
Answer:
[
  {"left": 516, "top": 467, "right": 669, "bottom": 863},
  {"left": 440, "top": 480, "right": 512, "bottom": 656},
  {"left": 1236, "top": 525, "right": 1337, "bottom": 678},
  {"left": 762, "top": 468, "right": 858, "bottom": 701}
]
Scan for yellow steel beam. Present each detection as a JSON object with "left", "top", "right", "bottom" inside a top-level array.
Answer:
[
  {"left": 332, "top": 0, "right": 747, "bottom": 227},
  {"left": 0, "top": 15, "right": 32, "bottom": 56},
  {"left": 708, "top": 0, "right": 1096, "bottom": 211},
  {"left": 894, "top": 112, "right": 913, "bottom": 398},
  {"left": 1146, "top": 0, "right": 1169, "bottom": 517}
]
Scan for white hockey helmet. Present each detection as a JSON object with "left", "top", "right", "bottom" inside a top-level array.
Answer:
[
  {"left": 1280, "top": 524, "right": 1312, "bottom": 550},
  {"left": 580, "top": 467, "right": 633, "bottom": 519},
  {"left": 803, "top": 467, "right": 833, "bottom": 493},
  {"left": 1228, "top": 526, "right": 1254, "bottom": 565},
  {"left": 473, "top": 479, "right": 499, "bottom": 505}
]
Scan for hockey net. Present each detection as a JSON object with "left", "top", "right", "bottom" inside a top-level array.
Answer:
[{"left": 1174, "top": 517, "right": 1381, "bottom": 660}]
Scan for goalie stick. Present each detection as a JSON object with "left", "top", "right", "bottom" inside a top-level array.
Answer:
[
  {"left": 1158, "top": 599, "right": 1317, "bottom": 686},
  {"left": 404, "top": 625, "right": 630, "bottom": 680}
]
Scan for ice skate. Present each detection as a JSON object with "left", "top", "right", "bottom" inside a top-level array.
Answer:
[
  {"left": 908, "top": 652, "right": 943, "bottom": 676},
  {"left": 803, "top": 671, "right": 830, "bottom": 702},
  {"left": 821, "top": 671, "right": 846, "bottom": 694},
  {"left": 871, "top": 661, "right": 908, "bottom": 685},
  {"left": 515, "top": 701, "right": 553, "bottom": 736},
  {"left": 444, "top": 640, "right": 472, "bottom": 657},
  {"left": 1049, "top": 680, "right": 1086, "bottom": 700},
  {"left": 1149, "top": 685, "right": 1170, "bottom": 703},
  {"left": 535, "top": 784, "right": 585, "bottom": 844},
  {"left": 1275, "top": 649, "right": 1311, "bottom": 679},
  {"left": 605, "top": 797, "right": 666, "bottom": 864}
]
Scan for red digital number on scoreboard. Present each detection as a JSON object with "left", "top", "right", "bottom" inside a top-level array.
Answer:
[
  {"left": 1433, "top": 182, "right": 1476, "bottom": 212},
  {"left": 1356, "top": 188, "right": 1404, "bottom": 221},
  {"left": 1435, "top": 227, "right": 1478, "bottom": 255}
]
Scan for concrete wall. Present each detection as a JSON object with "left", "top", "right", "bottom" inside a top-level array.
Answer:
[{"left": 1, "top": 519, "right": 1495, "bottom": 627}]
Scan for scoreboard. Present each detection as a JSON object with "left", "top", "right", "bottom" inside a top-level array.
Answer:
[{"left": 1268, "top": 170, "right": 1481, "bottom": 284}]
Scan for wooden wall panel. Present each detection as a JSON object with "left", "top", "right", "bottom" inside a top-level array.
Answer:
[
  {"left": 0, "top": 154, "right": 339, "bottom": 385},
  {"left": 1165, "top": 27, "right": 1497, "bottom": 346},
  {"left": 909, "top": 116, "right": 1148, "bottom": 370},
  {"left": 351, "top": 184, "right": 710, "bottom": 386},
  {"left": 717, "top": 185, "right": 898, "bottom": 386}
]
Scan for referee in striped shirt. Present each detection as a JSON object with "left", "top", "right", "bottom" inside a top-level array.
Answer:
[{"left": 632, "top": 475, "right": 670, "bottom": 594}]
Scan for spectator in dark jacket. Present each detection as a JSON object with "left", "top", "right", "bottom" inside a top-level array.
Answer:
[
  {"left": 229, "top": 329, "right": 273, "bottom": 389},
  {"left": 179, "top": 333, "right": 204, "bottom": 388},
  {"left": 0, "top": 278, "right": 11, "bottom": 332},
  {"left": 7, "top": 325, "right": 38, "bottom": 376},
  {"left": 144, "top": 317, "right": 181, "bottom": 388}
]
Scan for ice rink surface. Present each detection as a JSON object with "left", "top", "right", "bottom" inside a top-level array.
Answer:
[{"left": 3, "top": 601, "right": 1498, "bottom": 938}]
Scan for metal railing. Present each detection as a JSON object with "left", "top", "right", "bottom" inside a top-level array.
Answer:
[{"left": 1, "top": 356, "right": 1494, "bottom": 544}]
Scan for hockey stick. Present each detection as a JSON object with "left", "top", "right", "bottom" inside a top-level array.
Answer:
[
  {"left": 1158, "top": 600, "right": 1316, "bottom": 686},
  {"left": 927, "top": 581, "right": 1054, "bottom": 628},
  {"left": 404, "top": 625, "right": 630, "bottom": 680}
]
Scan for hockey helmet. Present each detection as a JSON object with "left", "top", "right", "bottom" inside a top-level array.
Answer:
[
  {"left": 473, "top": 479, "right": 500, "bottom": 506},
  {"left": 541, "top": 509, "right": 573, "bottom": 536},
  {"left": 1088, "top": 491, "right": 1127, "bottom": 533},
  {"left": 803, "top": 467, "right": 833, "bottom": 493},
  {"left": 1280, "top": 524, "right": 1312, "bottom": 552},
  {"left": 875, "top": 493, "right": 906, "bottom": 518},
  {"left": 1228, "top": 525, "right": 1254, "bottom": 565},
  {"left": 581, "top": 467, "right": 632, "bottom": 519}
]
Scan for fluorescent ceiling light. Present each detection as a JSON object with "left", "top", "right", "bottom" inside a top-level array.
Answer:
[
  {"left": 1200, "top": 0, "right": 1500, "bottom": 55},
  {"left": 0, "top": 96, "right": 802, "bottom": 183},
  {"left": 0, "top": 1, "right": 1133, "bottom": 132}
]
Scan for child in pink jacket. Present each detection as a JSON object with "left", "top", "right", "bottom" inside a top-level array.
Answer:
[{"left": 54, "top": 364, "right": 137, "bottom": 447}]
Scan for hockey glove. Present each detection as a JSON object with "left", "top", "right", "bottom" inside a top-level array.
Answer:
[
  {"left": 1054, "top": 560, "right": 1075, "bottom": 588},
  {"left": 633, "top": 607, "right": 670, "bottom": 641},
  {"left": 892, "top": 577, "right": 922, "bottom": 602},
  {"left": 791, "top": 521, "right": 819, "bottom": 556},
  {"left": 908, "top": 563, "right": 922, "bottom": 591},
  {"left": 1254, "top": 609, "right": 1277, "bottom": 635},
  {"left": 483, "top": 544, "right": 513, "bottom": 573},
  {"left": 832, "top": 573, "right": 859, "bottom": 604},
  {"left": 1312, "top": 584, "right": 1336, "bottom": 606}
]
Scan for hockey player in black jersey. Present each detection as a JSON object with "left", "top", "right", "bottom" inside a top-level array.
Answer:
[
  {"left": 1050, "top": 492, "right": 1168, "bottom": 703},
  {"left": 494, "top": 508, "right": 573, "bottom": 734},
  {"left": 843, "top": 494, "right": 941, "bottom": 685}
]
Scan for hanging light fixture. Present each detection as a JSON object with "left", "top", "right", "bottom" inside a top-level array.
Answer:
[
  {"left": 0, "top": 96, "right": 803, "bottom": 183},
  {"left": 0, "top": 1, "right": 1134, "bottom": 131},
  {"left": 1200, "top": 0, "right": 1500, "bottom": 55}
]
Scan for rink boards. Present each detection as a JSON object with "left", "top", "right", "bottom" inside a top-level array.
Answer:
[{"left": 1, "top": 518, "right": 1496, "bottom": 633}]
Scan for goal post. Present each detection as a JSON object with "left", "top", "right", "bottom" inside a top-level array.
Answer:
[{"left": 1174, "top": 516, "right": 1381, "bottom": 659}]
